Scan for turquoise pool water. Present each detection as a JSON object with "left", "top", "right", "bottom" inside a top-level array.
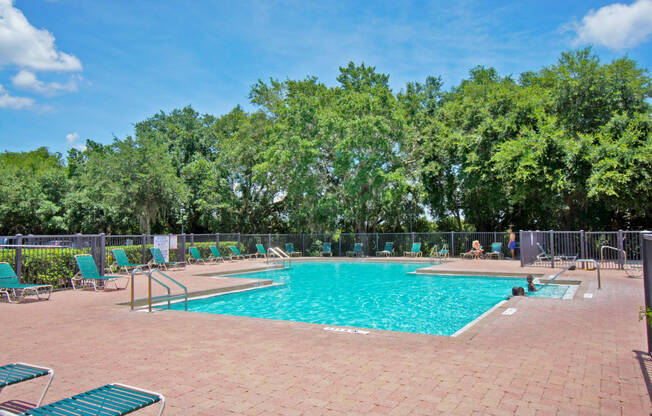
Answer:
[{"left": 171, "top": 261, "right": 568, "bottom": 335}]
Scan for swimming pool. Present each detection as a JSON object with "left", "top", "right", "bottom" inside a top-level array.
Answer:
[{"left": 171, "top": 261, "right": 569, "bottom": 336}]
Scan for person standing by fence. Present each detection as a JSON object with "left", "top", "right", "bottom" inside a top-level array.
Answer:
[{"left": 508, "top": 230, "right": 517, "bottom": 259}]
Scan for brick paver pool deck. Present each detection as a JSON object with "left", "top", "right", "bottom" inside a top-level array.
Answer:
[{"left": 1, "top": 258, "right": 649, "bottom": 415}]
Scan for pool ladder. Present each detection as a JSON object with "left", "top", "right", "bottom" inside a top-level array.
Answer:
[
  {"left": 130, "top": 267, "right": 188, "bottom": 312},
  {"left": 267, "top": 247, "right": 291, "bottom": 269}
]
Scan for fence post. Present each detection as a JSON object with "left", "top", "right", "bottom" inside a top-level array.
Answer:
[
  {"left": 493, "top": 231, "right": 497, "bottom": 243},
  {"left": 617, "top": 230, "right": 624, "bottom": 269},
  {"left": 450, "top": 232, "right": 455, "bottom": 257},
  {"left": 268, "top": 233, "right": 271, "bottom": 249},
  {"left": 338, "top": 238, "right": 342, "bottom": 257},
  {"left": 236, "top": 233, "right": 240, "bottom": 247},
  {"left": 216, "top": 233, "right": 220, "bottom": 248},
  {"left": 99, "top": 233, "right": 106, "bottom": 273},
  {"left": 519, "top": 231, "right": 524, "bottom": 267},
  {"left": 141, "top": 234, "right": 147, "bottom": 264},
  {"left": 411, "top": 232, "right": 415, "bottom": 245},
  {"left": 15, "top": 234, "right": 22, "bottom": 280},
  {"left": 180, "top": 234, "right": 186, "bottom": 263},
  {"left": 302, "top": 234, "right": 305, "bottom": 254},
  {"left": 191, "top": 233, "right": 195, "bottom": 247},
  {"left": 580, "top": 230, "right": 585, "bottom": 260},
  {"left": 549, "top": 230, "right": 555, "bottom": 269},
  {"left": 376, "top": 233, "right": 379, "bottom": 254}
]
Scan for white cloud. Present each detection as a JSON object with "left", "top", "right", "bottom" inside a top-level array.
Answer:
[
  {"left": 0, "top": 83, "right": 33, "bottom": 109},
  {"left": 65, "top": 131, "right": 86, "bottom": 151},
  {"left": 0, "top": 0, "right": 82, "bottom": 71},
  {"left": 65, "top": 131, "right": 79, "bottom": 144},
  {"left": 11, "top": 70, "right": 78, "bottom": 95},
  {"left": 573, "top": 0, "right": 652, "bottom": 50}
]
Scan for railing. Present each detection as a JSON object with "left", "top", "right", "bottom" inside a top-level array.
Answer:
[
  {"left": 267, "top": 247, "right": 291, "bottom": 269},
  {"left": 542, "top": 258, "right": 601, "bottom": 290},
  {"left": 129, "top": 267, "right": 188, "bottom": 312}
]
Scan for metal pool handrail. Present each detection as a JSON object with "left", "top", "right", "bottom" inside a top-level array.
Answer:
[{"left": 543, "top": 258, "right": 601, "bottom": 290}]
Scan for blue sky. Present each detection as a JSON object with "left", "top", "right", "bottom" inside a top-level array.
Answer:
[{"left": 1, "top": 0, "right": 651, "bottom": 154}]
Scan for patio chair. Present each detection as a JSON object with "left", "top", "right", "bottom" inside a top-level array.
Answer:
[
  {"left": 285, "top": 243, "right": 302, "bottom": 257},
  {"left": 72, "top": 254, "right": 128, "bottom": 291},
  {"left": 149, "top": 247, "right": 184, "bottom": 270},
  {"left": 22, "top": 383, "right": 165, "bottom": 416},
  {"left": 438, "top": 244, "right": 450, "bottom": 259},
  {"left": 321, "top": 242, "right": 332, "bottom": 256},
  {"left": 346, "top": 243, "right": 363, "bottom": 257},
  {"left": 229, "top": 246, "right": 254, "bottom": 260},
  {"left": 485, "top": 242, "right": 504, "bottom": 259},
  {"left": 0, "top": 263, "right": 52, "bottom": 303},
  {"left": 536, "top": 243, "right": 576, "bottom": 263},
  {"left": 376, "top": 242, "right": 394, "bottom": 257},
  {"left": 0, "top": 363, "right": 54, "bottom": 408},
  {"left": 404, "top": 243, "right": 422, "bottom": 257},
  {"left": 188, "top": 247, "right": 210, "bottom": 264},
  {"left": 111, "top": 248, "right": 148, "bottom": 273},
  {"left": 209, "top": 246, "right": 227, "bottom": 262},
  {"left": 255, "top": 244, "right": 267, "bottom": 258}
]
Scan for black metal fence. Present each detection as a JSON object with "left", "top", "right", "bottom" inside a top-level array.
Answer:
[
  {"left": 520, "top": 230, "right": 646, "bottom": 269},
  {"left": 642, "top": 233, "right": 652, "bottom": 354},
  {"left": 0, "top": 230, "right": 646, "bottom": 288}
]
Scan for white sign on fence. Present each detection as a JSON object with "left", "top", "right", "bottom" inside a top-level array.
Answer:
[
  {"left": 169, "top": 235, "right": 178, "bottom": 250},
  {"left": 154, "top": 235, "right": 170, "bottom": 262}
]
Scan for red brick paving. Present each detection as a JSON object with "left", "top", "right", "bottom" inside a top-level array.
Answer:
[{"left": 1, "top": 259, "right": 650, "bottom": 415}]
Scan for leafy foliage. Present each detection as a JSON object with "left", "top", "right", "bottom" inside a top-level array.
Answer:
[{"left": 0, "top": 49, "right": 649, "bottom": 235}]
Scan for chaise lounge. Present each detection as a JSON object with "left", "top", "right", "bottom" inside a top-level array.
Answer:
[
  {"left": 0, "top": 263, "right": 52, "bottom": 303},
  {"left": 72, "top": 254, "right": 128, "bottom": 291}
]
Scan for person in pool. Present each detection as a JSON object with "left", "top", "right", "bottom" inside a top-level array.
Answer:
[
  {"left": 510, "top": 286, "right": 526, "bottom": 298},
  {"left": 527, "top": 275, "right": 537, "bottom": 292},
  {"left": 508, "top": 230, "right": 517, "bottom": 259}
]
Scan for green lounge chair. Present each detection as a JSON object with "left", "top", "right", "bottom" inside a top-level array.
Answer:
[
  {"left": 22, "top": 383, "right": 165, "bottom": 416},
  {"left": 209, "top": 246, "right": 226, "bottom": 262},
  {"left": 346, "top": 243, "right": 363, "bottom": 257},
  {"left": 229, "top": 246, "right": 254, "bottom": 260},
  {"left": 321, "top": 242, "right": 332, "bottom": 256},
  {"left": 438, "top": 244, "right": 450, "bottom": 259},
  {"left": 112, "top": 248, "right": 148, "bottom": 273},
  {"left": 255, "top": 244, "right": 267, "bottom": 258},
  {"left": 72, "top": 254, "right": 128, "bottom": 291},
  {"left": 149, "top": 247, "right": 183, "bottom": 270},
  {"left": 0, "top": 263, "right": 52, "bottom": 303},
  {"left": 404, "top": 242, "right": 422, "bottom": 257},
  {"left": 188, "top": 247, "right": 210, "bottom": 264},
  {"left": 486, "top": 242, "right": 504, "bottom": 259},
  {"left": 285, "top": 243, "right": 302, "bottom": 257},
  {"left": 376, "top": 242, "right": 394, "bottom": 257},
  {"left": 0, "top": 362, "right": 54, "bottom": 407}
]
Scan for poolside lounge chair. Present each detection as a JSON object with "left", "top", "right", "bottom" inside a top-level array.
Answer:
[
  {"left": 438, "top": 244, "right": 450, "bottom": 259},
  {"left": 209, "top": 246, "right": 227, "bottom": 262},
  {"left": 346, "top": 243, "right": 363, "bottom": 257},
  {"left": 149, "top": 247, "right": 184, "bottom": 270},
  {"left": 255, "top": 244, "right": 267, "bottom": 258},
  {"left": 22, "top": 383, "right": 165, "bottom": 416},
  {"left": 485, "top": 242, "right": 504, "bottom": 259},
  {"left": 0, "top": 363, "right": 54, "bottom": 408},
  {"left": 462, "top": 245, "right": 484, "bottom": 259},
  {"left": 112, "top": 248, "right": 148, "bottom": 273},
  {"left": 321, "top": 242, "right": 332, "bottom": 256},
  {"left": 188, "top": 247, "right": 210, "bottom": 264},
  {"left": 376, "top": 242, "right": 394, "bottom": 257},
  {"left": 285, "top": 243, "right": 302, "bottom": 257},
  {"left": 0, "top": 263, "right": 52, "bottom": 303},
  {"left": 229, "top": 246, "right": 254, "bottom": 260},
  {"left": 404, "top": 243, "right": 422, "bottom": 257},
  {"left": 536, "top": 243, "right": 576, "bottom": 263},
  {"left": 72, "top": 255, "right": 128, "bottom": 291}
]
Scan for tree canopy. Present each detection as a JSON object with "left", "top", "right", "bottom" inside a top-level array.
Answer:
[{"left": 1, "top": 48, "right": 650, "bottom": 235}]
